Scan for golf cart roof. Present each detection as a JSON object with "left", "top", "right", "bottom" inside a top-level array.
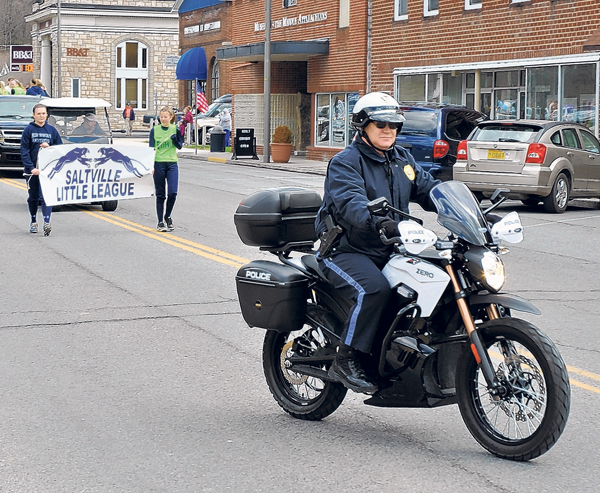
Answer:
[{"left": 40, "top": 97, "right": 112, "bottom": 109}]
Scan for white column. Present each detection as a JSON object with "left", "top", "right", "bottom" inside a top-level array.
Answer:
[{"left": 41, "top": 38, "right": 52, "bottom": 96}]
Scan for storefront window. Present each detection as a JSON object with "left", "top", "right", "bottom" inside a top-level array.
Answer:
[
  {"left": 398, "top": 75, "right": 426, "bottom": 102},
  {"left": 427, "top": 74, "right": 441, "bottom": 102},
  {"left": 527, "top": 66, "right": 558, "bottom": 120},
  {"left": 562, "top": 63, "right": 596, "bottom": 130},
  {"left": 315, "top": 92, "right": 359, "bottom": 147},
  {"left": 443, "top": 73, "right": 462, "bottom": 105}
]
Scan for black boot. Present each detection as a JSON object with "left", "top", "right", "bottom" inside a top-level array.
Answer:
[{"left": 328, "top": 343, "right": 378, "bottom": 394}]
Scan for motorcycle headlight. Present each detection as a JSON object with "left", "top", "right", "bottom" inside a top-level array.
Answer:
[{"left": 480, "top": 251, "right": 505, "bottom": 292}]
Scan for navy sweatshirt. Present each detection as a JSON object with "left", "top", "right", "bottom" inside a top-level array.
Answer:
[{"left": 21, "top": 121, "right": 63, "bottom": 174}]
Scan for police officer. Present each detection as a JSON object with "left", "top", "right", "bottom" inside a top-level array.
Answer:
[{"left": 315, "top": 92, "right": 440, "bottom": 393}]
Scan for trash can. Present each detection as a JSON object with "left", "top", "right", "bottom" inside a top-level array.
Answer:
[{"left": 210, "top": 125, "right": 226, "bottom": 152}]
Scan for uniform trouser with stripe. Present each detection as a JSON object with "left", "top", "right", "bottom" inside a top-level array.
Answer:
[{"left": 318, "top": 252, "right": 391, "bottom": 354}]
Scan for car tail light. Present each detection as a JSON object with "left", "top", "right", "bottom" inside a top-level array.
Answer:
[
  {"left": 456, "top": 140, "right": 468, "bottom": 160},
  {"left": 525, "top": 143, "right": 547, "bottom": 164},
  {"left": 433, "top": 139, "right": 449, "bottom": 159}
]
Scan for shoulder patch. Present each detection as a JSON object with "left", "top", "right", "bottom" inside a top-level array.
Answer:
[{"left": 403, "top": 164, "right": 415, "bottom": 181}]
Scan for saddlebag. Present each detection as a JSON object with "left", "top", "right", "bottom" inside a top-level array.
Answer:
[
  {"left": 234, "top": 187, "right": 322, "bottom": 250},
  {"left": 236, "top": 260, "right": 308, "bottom": 332}
]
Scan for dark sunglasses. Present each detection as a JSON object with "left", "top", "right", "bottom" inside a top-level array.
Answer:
[{"left": 373, "top": 121, "right": 400, "bottom": 130}]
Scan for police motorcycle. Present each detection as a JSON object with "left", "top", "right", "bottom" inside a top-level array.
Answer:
[{"left": 234, "top": 181, "right": 570, "bottom": 461}]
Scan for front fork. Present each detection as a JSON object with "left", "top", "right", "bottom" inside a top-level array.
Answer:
[{"left": 444, "top": 262, "right": 503, "bottom": 392}]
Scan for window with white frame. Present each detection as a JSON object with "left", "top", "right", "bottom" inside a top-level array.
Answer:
[
  {"left": 395, "top": 0, "right": 408, "bottom": 21},
  {"left": 115, "top": 41, "right": 148, "bottom": 109},
  {"left": 424, "top": 0, "right": 438, "bottom": 17},
  {"left": 465, "top": 0, "right": 481, "bottom": 10}
]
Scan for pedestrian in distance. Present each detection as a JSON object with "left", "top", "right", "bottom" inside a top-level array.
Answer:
[
  {"left": 179, "top": 105, "right": 194, "bottom": 139},
  {"left": 9, "top": 79, "right": 26, "bottom": 95},
  {"left": 315, "top": 92, "right": 440, "bottom": 394},
  {"left": 26, "top": 78, "right": 49, "bottom": 97},
  {"left": 123, "top": 102, "right": 135, "bottom": 136},
  {"left": 149, "top": 106, "right": 183, "bottom": 232},
  {"left": 21, "top": 103, "right": 63, "bottom": 236},
  {"left": 218, "top": 107, "right": 232, "bottom": 148}
]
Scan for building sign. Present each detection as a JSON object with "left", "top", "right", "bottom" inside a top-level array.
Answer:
[
  {"left": 165, "top": 55, "right": 180, "bottom": 67},
  {"left": 254, "top": 12, "right": 327, "bottom": 31},
  {"left": 67, "top": 48, "right": 90, "bottom": 56},
  {"left": 184, "top": 21, "right": 221, "bottom": 35},
  {"left": 10, "top": 45, "right": 33, "bottom": 72}
]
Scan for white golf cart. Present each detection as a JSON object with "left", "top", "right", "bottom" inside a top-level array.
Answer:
[{"left": 40, "top": 97, "right": 118, "bottom": 211}]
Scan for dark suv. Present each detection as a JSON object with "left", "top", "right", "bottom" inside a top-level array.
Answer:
[
  {"left": 0, "top": 95, "right": 42, "bottom": 170},
  {"left": 395, "top": 103, "right": 487, "bottom": 181}
]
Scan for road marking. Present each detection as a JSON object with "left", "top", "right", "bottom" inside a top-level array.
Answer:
[
  {"left": 83, "top": 210, "right": 248, "bottom": 268},
  {"left": 0, "top": 177, "right": 27, "bottom": 190},
  {"left": 2, "top": 176, "right": 600, "bottom": 395}
]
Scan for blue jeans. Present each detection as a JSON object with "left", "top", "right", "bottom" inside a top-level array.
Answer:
[{"left": 153, "top": 161, "right": 179, "bottom": 221}]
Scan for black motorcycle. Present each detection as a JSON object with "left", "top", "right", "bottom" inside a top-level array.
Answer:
[{"left": 234, "top": 181, "right": 570, "bottom": 461}]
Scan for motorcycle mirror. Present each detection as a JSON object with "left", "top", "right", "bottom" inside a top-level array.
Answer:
[
  {"left": 367, "top": 197, "right": 389, "bottom": 216},
  {"left": 490, "top": 188, "right": 510, "bottom": 204}
]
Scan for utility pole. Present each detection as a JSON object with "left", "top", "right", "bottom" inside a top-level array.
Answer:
[
  {"left": 263, "top": 0, "right": 271, "bottom": 163},
  {"left": 57, "top": 0, "right": 62, "bottom": 97}
]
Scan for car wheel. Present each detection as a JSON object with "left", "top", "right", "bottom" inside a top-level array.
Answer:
[
  {"left": 102, "top": 200, "right": 118, "bottom": 212},
  {"left": 521, "top": 197, "right": 540, "bottom": 206},
  {"left": 543, "top": 172, "right": 569, "bottom": 213}
]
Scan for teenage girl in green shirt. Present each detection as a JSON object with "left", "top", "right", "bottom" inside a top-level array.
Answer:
[{"left": 149, "top": 106, "right": 183, "bottom": 231}]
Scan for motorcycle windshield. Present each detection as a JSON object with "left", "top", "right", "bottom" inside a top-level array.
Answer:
[{"left": 430, "top": 181, "right": 491, "bottom": 246}]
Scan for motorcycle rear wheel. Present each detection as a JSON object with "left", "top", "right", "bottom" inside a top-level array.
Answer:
[
  {"left": 456, "top": 318, "right": 570, "bottom": 461},
  {"left": 263, "top": 328, "right": 347, "bottom": 421}
]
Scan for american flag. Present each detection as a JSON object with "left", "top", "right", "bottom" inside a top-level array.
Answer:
[{"left": 196, "top": 82, "right": 209, "bottom": 113}]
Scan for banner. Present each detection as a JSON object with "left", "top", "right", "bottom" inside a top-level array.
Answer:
[{"left": 38, "top": 144, "right": 155, "bottom": 207}]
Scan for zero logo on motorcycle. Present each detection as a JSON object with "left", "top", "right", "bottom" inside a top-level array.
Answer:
[
  {"left": 416, "top": 268, "right": 435, "bottom": 278},
  {"left": 246, "top": 270, "right": 272, "bottom": 281}
]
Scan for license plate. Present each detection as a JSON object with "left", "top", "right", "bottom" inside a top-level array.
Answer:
[{"left": 487, "top": 149, "right": 505, "bottom": 160}]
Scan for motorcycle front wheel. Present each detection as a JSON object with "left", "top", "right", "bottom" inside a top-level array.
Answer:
[
  {"left": 456, "top": 318, "right": 570, "bottom": 461},
  {"left": 263, "top": 328, "right": 347, "bottom": 421}
]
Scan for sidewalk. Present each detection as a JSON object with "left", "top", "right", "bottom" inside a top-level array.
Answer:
[{"left": 114, "top": 132, "right": 329, "bottom": 176}]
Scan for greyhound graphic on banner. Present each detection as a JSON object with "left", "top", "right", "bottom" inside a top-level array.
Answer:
[{"left": 37, "top": 144, "right": 155, "bottom": 207}]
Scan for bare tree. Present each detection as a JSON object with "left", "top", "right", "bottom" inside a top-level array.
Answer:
[{"left": 0, "top": 0, "right": 30, "bottom": 47}]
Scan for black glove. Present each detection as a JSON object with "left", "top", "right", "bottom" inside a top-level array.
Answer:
[{"left": 376, "top": 217, "right": 400, "bottom": 237}]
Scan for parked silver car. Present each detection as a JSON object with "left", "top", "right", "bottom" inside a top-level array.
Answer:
[{"left": 453, "top": 120, "right": 600, "bottom": 213}]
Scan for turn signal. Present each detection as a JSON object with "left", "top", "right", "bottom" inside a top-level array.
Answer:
[
  {"left": 433, "top": 140, "right": 450, "bottom": 159},
  {"left": 525, "top": 143, "right": 547, "bottom": 164},
  {"left": 457, "top": 140, "right": 468, "bottom": 160}
]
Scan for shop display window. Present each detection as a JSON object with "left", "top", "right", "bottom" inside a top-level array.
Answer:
[{"left": 315, "top": 92, "right": 359, "bottom": 147}]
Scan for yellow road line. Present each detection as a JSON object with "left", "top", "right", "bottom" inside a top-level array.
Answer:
[
  {"left": 83, "top": 210, "right": 248, "bottom": 268},
  {"left": 0, "top": 177, "right": 27, "bottom": 190}
]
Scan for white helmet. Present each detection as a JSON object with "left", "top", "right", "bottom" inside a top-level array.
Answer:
[{"left": 351, "top": 92, "right": 405, "bottom": 129}]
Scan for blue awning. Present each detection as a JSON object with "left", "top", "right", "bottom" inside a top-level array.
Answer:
[
  {"left": 176, "top": 47, "right": 208, "bottom": 81},
  {"left": 178, "top": 0, "right": 221, "bottom": 13}
]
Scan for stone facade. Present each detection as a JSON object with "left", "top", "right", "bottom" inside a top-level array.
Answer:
[{"left": 26, "top": 0, "right": 179, "bottom": 130}]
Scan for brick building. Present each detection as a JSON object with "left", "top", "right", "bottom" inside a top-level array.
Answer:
[
  {"left": 180, "top": 0, "right": 600, "bottom": 160},
  {"left": 26, "top": 0, "right": 179, "bottom": 130},
  {"left": 378, "top": 0, "right": 600, "bottom": 135}
]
